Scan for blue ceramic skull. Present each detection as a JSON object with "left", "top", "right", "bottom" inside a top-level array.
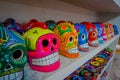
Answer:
[
  {"left": 45, "top": 20, "right": 56, "bottom": 30},
  {"left": 0, "top": 24, "right": 27, "bottom": 80},
  {"left": 74, "top": 23, "right": 89, "bottom": 52},
  {"left": 3, "top": 18, "right": 24, "bottom": 35},
  {"left": 93, "top": 23, "right": 104, "bottom": 44},
  {"left": 112, "top": 25, "right": 119, "bottom": 35}
]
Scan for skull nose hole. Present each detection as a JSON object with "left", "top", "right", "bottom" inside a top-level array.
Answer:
[
  {"left": 5, "top": 64, "right": 13, "bottom": 71},
  {"left": 51, "top": 47, "right": 54, "bottom": 51},
  {"left": 74, "top": 41, "right": 77, "bottom": 45},
  {"left": 6, "top": 64, "right": 11, "bottom": 69}
]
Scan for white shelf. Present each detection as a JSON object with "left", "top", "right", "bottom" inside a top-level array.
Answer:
[
  {"left": 97, "top": 52, "right": 114, "bottom": 80},
  {"left": 24, "top": 35, "right": 120, "bottom": 80},
  {"left": 113, "top": 0, "right": 120, "bottom": 7}
]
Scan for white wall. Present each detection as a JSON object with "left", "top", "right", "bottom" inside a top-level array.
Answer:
[
  {"left": 107, "top": 16, "right": 120, "bottom": 26},
  {"left": 0, "top": 0, "right": 97, "bottom": 24},
  {"left": 97, "top": 13, "right": 120, "bottom": 30},
  {"left": 107, "top": 16, "right": 120, "bottom": 31},
  {"left": 114, "top": 0, "right": 120, "bottom": 7}
]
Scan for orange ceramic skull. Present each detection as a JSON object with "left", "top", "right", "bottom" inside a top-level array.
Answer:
[{"left": 53, "top": 22, "right": 79, "bottom": 58}]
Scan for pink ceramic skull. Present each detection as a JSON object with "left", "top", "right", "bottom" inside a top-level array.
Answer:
[
  {"left": 23, "top": 27, "right": 60, "bottom": 72},
  {"left": 101, "top": 23, "right": 107, "bottom": 41}
]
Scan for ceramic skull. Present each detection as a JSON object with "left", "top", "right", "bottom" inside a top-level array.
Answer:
[
  {"left": 93, "top": 23, "right": 104, "bottom": 44},
  {"left": 112, "top": 25, "right": 119, "bottom": 35},
  {"left": 23, "top": 27, "right": 60, "bottom": 72},
  {"left": 22, "top": 19, "right": 47, "bottom": 32},
  {"left": 81, "top": 22, "right": 98, "bottom": 47},
  {"left": 45, "top": 20, "right": 56, "bottom": 30},
  {"left": 0, "top": 24, "right": 27, "bottom": 80},
  {"left": 107, "top": 23, "right": 114, "bottom": 38},
  {"left": 105, "top": 24, "right": 111, "bottom": 40},
  {"left": 53, "top": 22, "right": 79, "bottom": 58},
  {"left": 3, "top": 18, "right": 24, "bottom": 35},
  {"left": 74, "top": 23, "right": 89, "bottom": 52},
  {"left": 100, "top": 23, "right": 107, "bottom": 41}
]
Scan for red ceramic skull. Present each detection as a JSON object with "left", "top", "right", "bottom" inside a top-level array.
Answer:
[
  {"left": 22, "top": 19, "right": 47, "bottom": 32},
  {"left": 81, "top": 22, "right": 98, "bottom": 47}
]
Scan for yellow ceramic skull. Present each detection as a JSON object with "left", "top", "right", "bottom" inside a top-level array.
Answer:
[{"left": 53, "top": 22, "right": 79, "bottom": 58}]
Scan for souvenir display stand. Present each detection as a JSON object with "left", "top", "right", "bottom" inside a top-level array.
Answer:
[
  {"left": 24, "top": 35, "right": 120, "bottom": 80},
  {"left": 0, "top": 0, "right": 120, "bottom": 80}
]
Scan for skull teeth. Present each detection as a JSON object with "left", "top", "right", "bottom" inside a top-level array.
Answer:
[
  {"left": 79, "top": 43, "right": 89, "bottom": 48},
  {"left": 32, "top": 52, "right": 59, "bottom": 66},
  {"left": 103, "top": 35, "right": 107, "bottom": 39},
  {"left": 108, "top": 34, "right": 111, "bottom": 37},
  {"left": 91, "top": 40, "right": 98, "bottom": 44},
  {"left": 67, "top": 47, "right": 79, "bottom": 54},
  {"left": 99, "top": 37, "right": 103, "bottom": 40},
  {"left": 0, "top": 71, "right": 23, "bottom": 80}
]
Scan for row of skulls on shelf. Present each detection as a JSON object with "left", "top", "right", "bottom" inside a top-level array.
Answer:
[{"left": 0, "top": 18, "right": 119, "bottom": 80}]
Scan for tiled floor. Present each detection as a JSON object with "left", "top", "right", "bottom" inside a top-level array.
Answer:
[{"left": 108, "top": 54, "right": 120, "bottom": 80}]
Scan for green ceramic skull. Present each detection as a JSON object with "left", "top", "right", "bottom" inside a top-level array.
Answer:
[{"left": 0, "top": 24, "right": 27, "bottom": 80}]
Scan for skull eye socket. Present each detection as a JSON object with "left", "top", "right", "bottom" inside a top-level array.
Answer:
[
  {"left": 81, "top": 34, "right": 85, "bottom": 40},
  {"left": 42, "top": 39, "right": 49, "bottom": 47},
  {"left": 93, "top": 32, "right": 97, "bottom": 37},
  {"left": 12, "top": 50, "right": 23, "bottom": 60},
  {"left": 53, "top": 38, "right": 57, "bottom": 45},
  {"left": 0, "top": 63, "right": 1, "bottom": 69},
  {"left": 76, "top": 36, "right": 78, "bottom": 40},
  {"left": 69, "top": 36, "right": 73, "bottom": 42}
]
